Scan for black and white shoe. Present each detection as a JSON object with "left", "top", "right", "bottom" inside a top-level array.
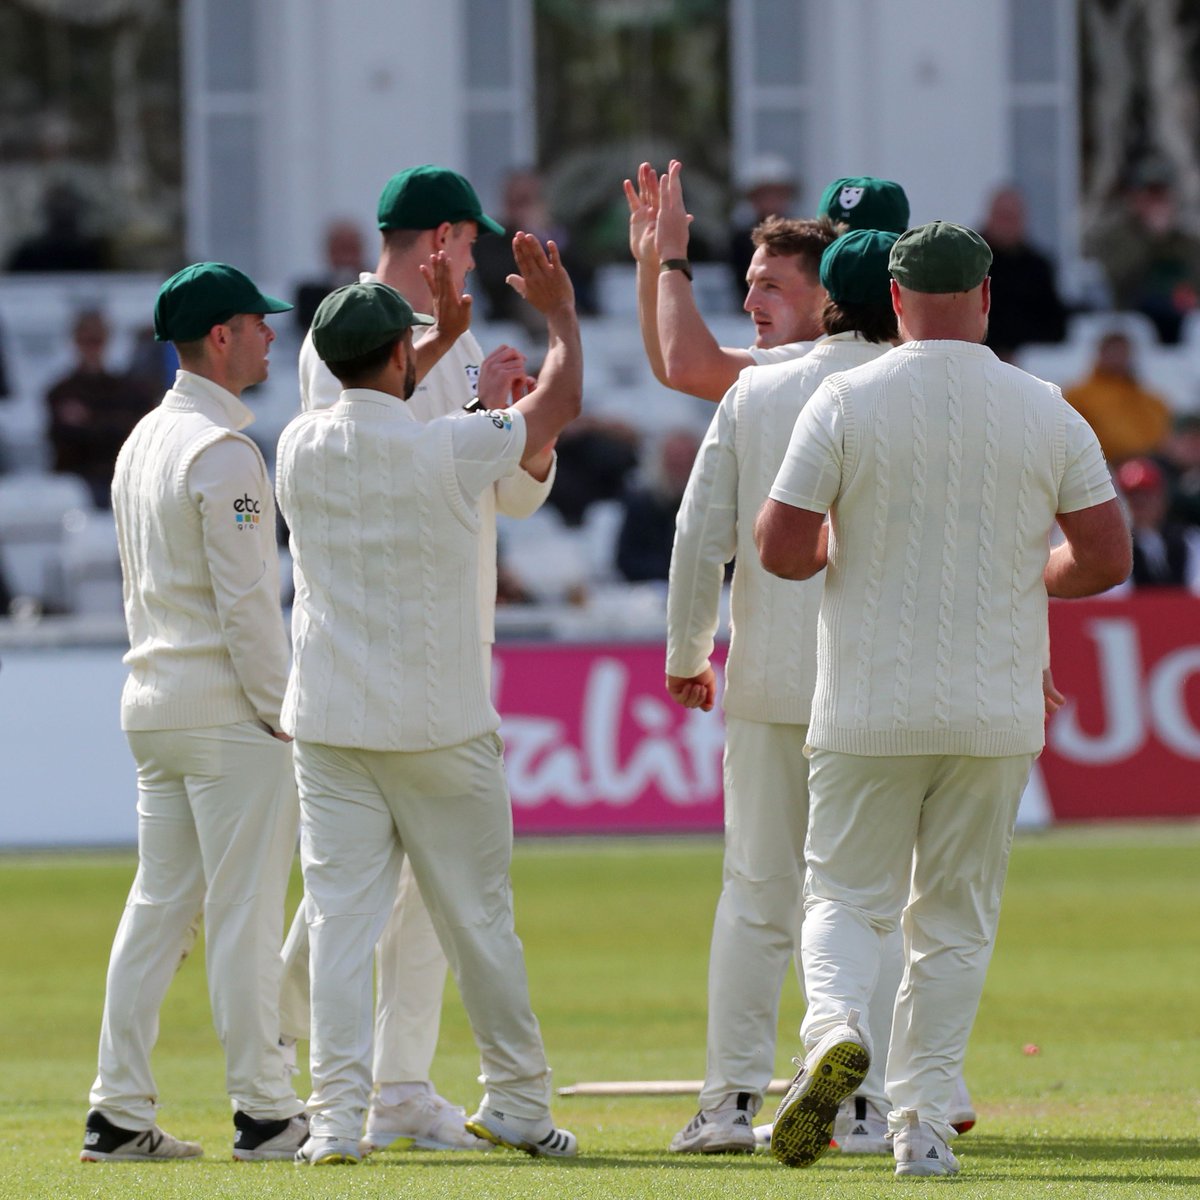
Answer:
[
  {"left": 668, "top": 1092, "right": 756, "bottom": 1153},
  {"left": 232, "top": 1110, "right": 309, "bottom": 1162},
  {"left": 465, "top": 1106, "right": 578, "bottom": 1157},
  {"left": 80, "top": 1109, "right": 203, "bottom": 1162}
]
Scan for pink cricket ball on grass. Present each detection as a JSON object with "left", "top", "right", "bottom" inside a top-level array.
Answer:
[{"left": 1023, "top": 1043, "right": 1040, "bottom": 1056}]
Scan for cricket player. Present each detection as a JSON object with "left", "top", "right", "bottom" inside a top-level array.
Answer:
[
  {"left": 82, "top": 263, "right": 307, "bottom": 1163},
  {"left": 664, "top": 229, "right": 902, "bottom": 1154},
  {"left": 280, "top": 235, "right": 580, "bottom": 1165},
  {"left": 278, "top": 164, "right": 555, "bottom": 1154},
  {"left": 626, "top": 160, "right": 909, "bottom": 400},
  {"left": 757, "top": 222, "right": 1131, "bottom": 1176}
]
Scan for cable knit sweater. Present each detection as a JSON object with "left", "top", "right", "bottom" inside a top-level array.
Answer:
[
  {"left": 298, "top": 276, "right": 553, "bottom": 643},
  {"left": 667, "top": 333, "right": 888, "bottom": 723},
  {"left": 770, "top": 340, "right": 1115, "bottom": 756},
  {"left": 276, "top": 390, "right": 527, "bottom": 751},
  {"left": 113, "top": 371, "right": 289, "bottom": 732}
]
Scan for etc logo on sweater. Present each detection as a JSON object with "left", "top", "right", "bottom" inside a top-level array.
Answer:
[{"left": 234, "top": 493, "right": 261, "bottom": 531}]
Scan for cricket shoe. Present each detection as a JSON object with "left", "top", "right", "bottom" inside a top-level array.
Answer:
[
  {"left": 892, "top": 1108, "right": 960, "bottom": 1178},
  {"left": 668, "top": 1092, "right": 756, "bottom": 1154},
  {"left": 294, "top": 1135, "right": 361, "bottom": 1165},
  {"left": 949, "top": 1074, "right": 976, "bottom": 1134},
  {"left": 232, "top": 1110, "right": 309, "bottom": 1161},
  {"left": 465, "top": 1105, "right": 578, "bottom": 1157},
  {"left": 771, "top": 1010, "right": 870, "bottom": 1168},
  {"left": 361, "top": 1090, "right": 489, "bottom": 1153},
  {"left": 832, "top": 1094, "right": 891, "bottom": 1155},
  {"left": 80, "top": 1109, "right": 203, "bottom": 1162}
]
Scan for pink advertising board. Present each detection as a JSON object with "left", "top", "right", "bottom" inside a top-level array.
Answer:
[{"left": 494, "top": 642, "right": 728, "bottom": 834}]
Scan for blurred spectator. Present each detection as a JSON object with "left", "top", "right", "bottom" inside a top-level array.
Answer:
[
  {"left": 1063, "top": 330, "right": 1172, "bottom": 464},
  {"left": 44, "top": 310, "right": 155, "bottom": 507},
  {"left": 6, "top": 182, "right": 109, "bottom": 272},
  {"left": 474, "top": 167, "right": 598, "bottom": 330},
  {"left": 292, "top": 219, "right": 368, "bottom": 333},
  {"left": 980, "top": 185, "right": 1067, "bottom": 360},
  {"left": 125, "top": 324, "right": 179, "bottom": 395},
  {"left": 1117, "top": 457, "right": 1200, "bottom": 591},
  {"left": 1160, "top": 413, "right": 1200, "bottom": 529},
  {"left": 728, "top": 155, "right": 799, "bottom": 297},
  {"left": 546, "top": 416, "right": 641, "bottom": 527},
  {"left": 615, "top": 428, "right": 700, "bottom": 582},
  {"left": 0, "top": 316, "right": 10, "bottom": 400},
  {"left": 1085, "top": 157, "right": 1200, "bottom": 344}
]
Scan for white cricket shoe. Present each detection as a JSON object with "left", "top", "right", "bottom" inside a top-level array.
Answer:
[
  {"left": 80, "top": 1109, "right": 203, "bottom": 1162},
  {"left": 771, "top": 1010, "right": 870, "bottom": 1168},
  {"left": 833, "top": 1095, "right": 891, "bottom": 1155},
  {"left": 294, "top": 1135, "right": 361, "bottom": 1165},
  {"left": 949, "top": 1074, "right": 977, "bottom": 1134},
  {"left": 668, "top": 1092, "right": 756, "bottom": 1154},
  {"left": 465, "top": 1105, "right": 578, "bottom": 1157},
  {"left": 361, "top": 1090, "right": 489, "bottom": 1153},
  {"left": 892, "top": 1108, "right": 960, "bottom": 1178}
]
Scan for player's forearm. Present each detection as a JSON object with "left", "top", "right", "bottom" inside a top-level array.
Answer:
[
  {"left": 1044, "top": 542, "right": 1130, "bottom": 597},
  {"left": 636, "top": 261, "right": 669, "bottom": 386},
  {"left": 657, "top": 274, "right": 739, "bottom": 401}
]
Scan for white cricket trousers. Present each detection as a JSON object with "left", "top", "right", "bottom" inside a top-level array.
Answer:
[
  {"left": 295, "top": 733, "right": 552, "bottom": 1140},
  {"left": 700, "top": 718, "right": 901, "bottom": 1114},
  {"left": 800, "top": 749, "right": 1034, "bottom": 1142},
  {"left": 90, "top": 722, "right": 302, "bottom": 1128},
  {"left": 279, "top": 859, "right": 447, "bottom": 1087}
]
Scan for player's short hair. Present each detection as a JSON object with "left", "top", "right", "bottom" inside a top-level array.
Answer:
[
  {"left": 381, "top": 219, "right": 477, "bottom": 254},
  {"left": 751, "top": 216, "right": 838, "bottom": 279},
  {"left": 323, "top": 334, "right": 403, "bottom": 387},
  {"left": 820, "top": 296, "right": 898, "bottom": 344}
]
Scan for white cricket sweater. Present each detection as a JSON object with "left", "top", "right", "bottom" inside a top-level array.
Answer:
[
  {"left": 113, "top": 371, "right": 290, "bottom": 732},
  {"left": 667, "top": 334, "right": 888, "bottom": 723},
  {"left": 276, "top": 389, "right": 528, "bottom": 751},
  {"left": 770, "top": 340, "right": 1116, "bottom": 756},
  {"left": 298, "top": 276, "right": 553, "bottom": 643}
]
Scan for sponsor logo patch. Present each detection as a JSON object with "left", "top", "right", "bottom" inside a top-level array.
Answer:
[
  {"left": 488, "top": 409, "right": 515, "bottom": 431},
  {"left": 234, "top": 493, "right": 261, "bottom": 530}
]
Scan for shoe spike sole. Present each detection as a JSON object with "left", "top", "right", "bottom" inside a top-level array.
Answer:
[{"left": 772, "top": 1041, "right": 871, "bottom": 1169}]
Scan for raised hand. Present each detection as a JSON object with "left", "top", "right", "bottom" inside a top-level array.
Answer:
[
  {"left": 625, "top": 162, "right": 660, "bottom": 266},
  {"left": 654, "top": 159, "right": 694, "bottom": 262},
  {"left": 506, "top": 232, "right": 575, "bottom": 314},
  {"left": 419, "top": 250, "right": 472, "bottom": 343}
]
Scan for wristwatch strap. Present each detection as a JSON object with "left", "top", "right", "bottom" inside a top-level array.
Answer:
[{"left": 659, "top": 258, "right": 693, "bottom": 281}]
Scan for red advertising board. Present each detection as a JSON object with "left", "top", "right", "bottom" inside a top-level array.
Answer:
[
  {"left": 1042, "top": 592, "right": 1200, "bottom": 821},
  {"left": 495, "top": 592, "right": 1200, "bottom": 832}
]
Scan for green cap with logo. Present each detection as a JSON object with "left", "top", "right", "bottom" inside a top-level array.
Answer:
[
  {"left": 311, "top": 280, "right": 434, "bottom": 363},
  {"left": 377, "top": 164, "right": 504, "bottom": 234},
  {"left": 888, "top": 221, "right": 993, "bottom": 294},
  {"left": 820, "top": 229, "right": 901, "bottom": 306},
  {"left": 818, "top": 176, "right": 910, "bottom": 234},
  {"left": 153, "top": 262, "right": 291, "bottom": 342}
]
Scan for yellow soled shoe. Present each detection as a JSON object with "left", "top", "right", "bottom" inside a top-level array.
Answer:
[
  {"left": 465, "top": 1105, "right": 578, "bottom": 1157},
  {"left": 771, "top": 1010, "right": 870, "bottom": 1168}
]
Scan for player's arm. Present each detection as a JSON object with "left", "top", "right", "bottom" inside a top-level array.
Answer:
[
  {"left": 189, "top": 436, "right": 291, "bottom": 737},
  {"left": 656, "top": 159, "right": 755, "bottom": 402},
  {"left": 1045, "top": 500, "right": 1130, "bottom": 596},
  {"left": 755, "top": 500, "right": 828, "bottom": 580},
  {"left": 411, "top": 250, "right": 473, "bottom": 384},
  {"left": 665, "top": 387, "right": 740, "bottom": 711},
  {"left": 625, "top": 162, "right": 669, "bottom": 386},
  {"left": 507, "top": 234, "right": 582, "bottom": 465}
]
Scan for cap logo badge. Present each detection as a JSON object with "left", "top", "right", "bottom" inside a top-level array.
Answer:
[{"left": 839, "top": 186, "right": 865, "bottom": 211}]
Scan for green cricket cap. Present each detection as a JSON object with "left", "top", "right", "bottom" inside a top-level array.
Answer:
[
  {"left": 888, "top": 221, "right": 993, "bottom": 294},
  {"left": 377, "top": 164, "right": 504, "bottom": 234},
  {"left": 153, "top": 261, "right": 291, "bottom": 342},
  {"left": 310, "top": 280, "right": 434, "bottom": 363},
  {"left": 820, "top": 229, "right": 901, "bottom": 306},
  {"left": 818, "top": 176, "right": 910, "bottom": 233}
]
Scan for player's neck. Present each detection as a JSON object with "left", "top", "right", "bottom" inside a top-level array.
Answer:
[{"left": 374, "top": 250, "right": 434, "bottom": 314}]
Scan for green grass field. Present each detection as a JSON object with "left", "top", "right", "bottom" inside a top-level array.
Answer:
[{"left": 1, "top": 827, "right": 1197, "bottom": 1198}]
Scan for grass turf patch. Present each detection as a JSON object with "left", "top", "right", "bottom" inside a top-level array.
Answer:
[{"left": 0, "top": 827, "right": 1197, "bottom": 1198}]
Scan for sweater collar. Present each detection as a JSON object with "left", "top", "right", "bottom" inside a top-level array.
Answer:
[
  {"left": 165, "top": 370, "right": 255, "bottom": 431},
  {"left": 336, "top": 387, "right": 418, "bottom": 420},
  {"left": 896, "top": 339, "right": 996, "bottom": 359}
]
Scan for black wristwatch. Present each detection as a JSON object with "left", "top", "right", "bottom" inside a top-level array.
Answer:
[{"left": 659, "top": 258, "right": 693, "bottom": 281}]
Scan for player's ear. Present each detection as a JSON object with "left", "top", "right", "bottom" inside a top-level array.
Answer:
[
  {"left": 432, "top": 221, "right": 454, "bottom": 251},
  {"left": 981, "top": 276, "right": 992, "bottom": 316}
]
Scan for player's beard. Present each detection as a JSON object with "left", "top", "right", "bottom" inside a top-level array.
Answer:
[{"left": 403, "top": 357, "right": 417, "bottom": 400}]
